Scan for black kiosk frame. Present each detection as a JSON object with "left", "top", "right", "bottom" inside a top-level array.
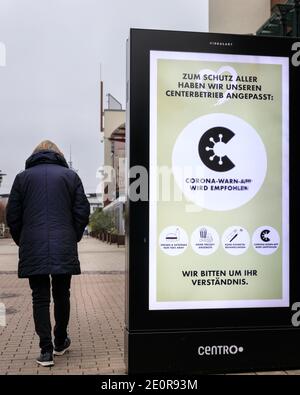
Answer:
[{"left": 125, "top": 29, "right": 299, "bottom": 374}]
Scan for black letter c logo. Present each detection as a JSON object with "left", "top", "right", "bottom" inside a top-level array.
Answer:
[{"left": 198, "top": 127, "right": 235, "bottom": 172}]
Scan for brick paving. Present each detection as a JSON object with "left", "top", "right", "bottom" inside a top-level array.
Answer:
[
  {"left": 0, "top": 272, "right": 126, "bottom": 375},
  {"left": 0, "top": 237, "right": 300, "bottom": 375}
]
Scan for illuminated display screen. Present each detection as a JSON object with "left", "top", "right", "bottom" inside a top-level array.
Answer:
[{"left": 149, "top": 51, "right": 289, "bottom": 310}]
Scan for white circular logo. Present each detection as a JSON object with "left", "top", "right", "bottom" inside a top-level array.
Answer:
[
  {"left": 252, "top": 226, "right": 280, "bottom": 255},
  {"left": 222, "top": 226, "right": 250, "bottom": 256},
  {"left": 172, "top": 114, "right": 267, "bottom": 211},
  {"left": 191, "top": 226, "right": 219, "bottom": 256},
  {"left": 159, "top": 226, "right": 188, "bottom": 256}
]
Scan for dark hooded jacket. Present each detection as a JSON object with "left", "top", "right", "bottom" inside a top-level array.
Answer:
[{"left": 6, "top": 150, "right": 90, "bottom": 278}]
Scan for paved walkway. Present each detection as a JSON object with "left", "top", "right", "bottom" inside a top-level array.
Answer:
[
  {"left": 0, "top": 237, "right": 300, "bottom": 375},
  {"left": 0, "top": 237, "right": 126, "bottom": 375},
  {"left": 0, "top": 237, "right": 125, "bottom": 273}
]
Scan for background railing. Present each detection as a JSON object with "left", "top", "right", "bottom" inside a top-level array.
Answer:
[{"left": 257, "top": 0, "right": 300, "bottom": 37}]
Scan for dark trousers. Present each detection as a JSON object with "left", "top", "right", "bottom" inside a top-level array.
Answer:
[{"left": 29, "top": 274, "right": 72, "bottom": 353}]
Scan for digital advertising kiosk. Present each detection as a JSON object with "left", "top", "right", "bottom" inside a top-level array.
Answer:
[{"left": 125, "top": 29, "right": 299, "bottom": 374}]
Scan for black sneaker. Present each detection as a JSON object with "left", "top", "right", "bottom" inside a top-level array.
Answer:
[
  {"left": 53, "top": 337, "right": 71, "bottom": 356},
  {"left": 36, "top": 351, "right": 54, "bottom": 367}
]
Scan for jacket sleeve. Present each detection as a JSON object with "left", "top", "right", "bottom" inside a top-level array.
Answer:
[
  {"left": 72, "top": 175, "right": 90, "bottom": 242},
  {"left": 6, "top": 174, "right": 23, "bottom": 246}
]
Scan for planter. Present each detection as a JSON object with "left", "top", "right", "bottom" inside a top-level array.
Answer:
[
  {"left": 117, "top": 234, "right": 125, "bottom": 247},
  {"left": 108, "top": 233, "right": 118, "bottom": 244}
]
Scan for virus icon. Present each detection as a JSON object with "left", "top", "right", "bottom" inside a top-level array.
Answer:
[
  {"left": 205, "top": 134, "right": 225, "bottom": 166},
  {"left": 198, "top": 127, "right": 235, "bottom": 173}
]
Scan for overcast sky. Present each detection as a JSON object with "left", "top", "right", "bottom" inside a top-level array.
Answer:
[{"left": 0, "top": 0, "right": 208, "bottom": 193}]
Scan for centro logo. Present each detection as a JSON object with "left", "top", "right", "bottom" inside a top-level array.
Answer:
[{"left": 198, "top": 345, "right": 244, "bottom": 356}]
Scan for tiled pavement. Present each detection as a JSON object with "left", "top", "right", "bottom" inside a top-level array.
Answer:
[
  {"left": 0, "top": 237, "right": 126, "bottom": 375},
  {"left": 0, "top": 273, "right": 126, "bottom": 375},
  {"left": 1, "top": 237, "right": 300, "bottom": 376}
]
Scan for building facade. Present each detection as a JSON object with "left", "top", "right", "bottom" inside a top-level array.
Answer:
[
  {"left": 86, "top": 193, "right": 103, "bottom": 214},
  {"left": 101, "top": 106, "right": 126, "bottom": 234},
  {"left": 209, "top": 0, "right": 271, "bottom": 34},
  {"left": 0, "top": 194, "right": 9, "bottom": 238}
]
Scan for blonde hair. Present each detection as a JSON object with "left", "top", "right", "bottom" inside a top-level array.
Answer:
[{"left": 33, "top": 140, "right": 64, "bottom": 157}]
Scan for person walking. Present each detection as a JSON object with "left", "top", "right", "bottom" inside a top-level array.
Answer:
[{"left": 6, "top": 140, "right": 90, "bottom": 367}]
